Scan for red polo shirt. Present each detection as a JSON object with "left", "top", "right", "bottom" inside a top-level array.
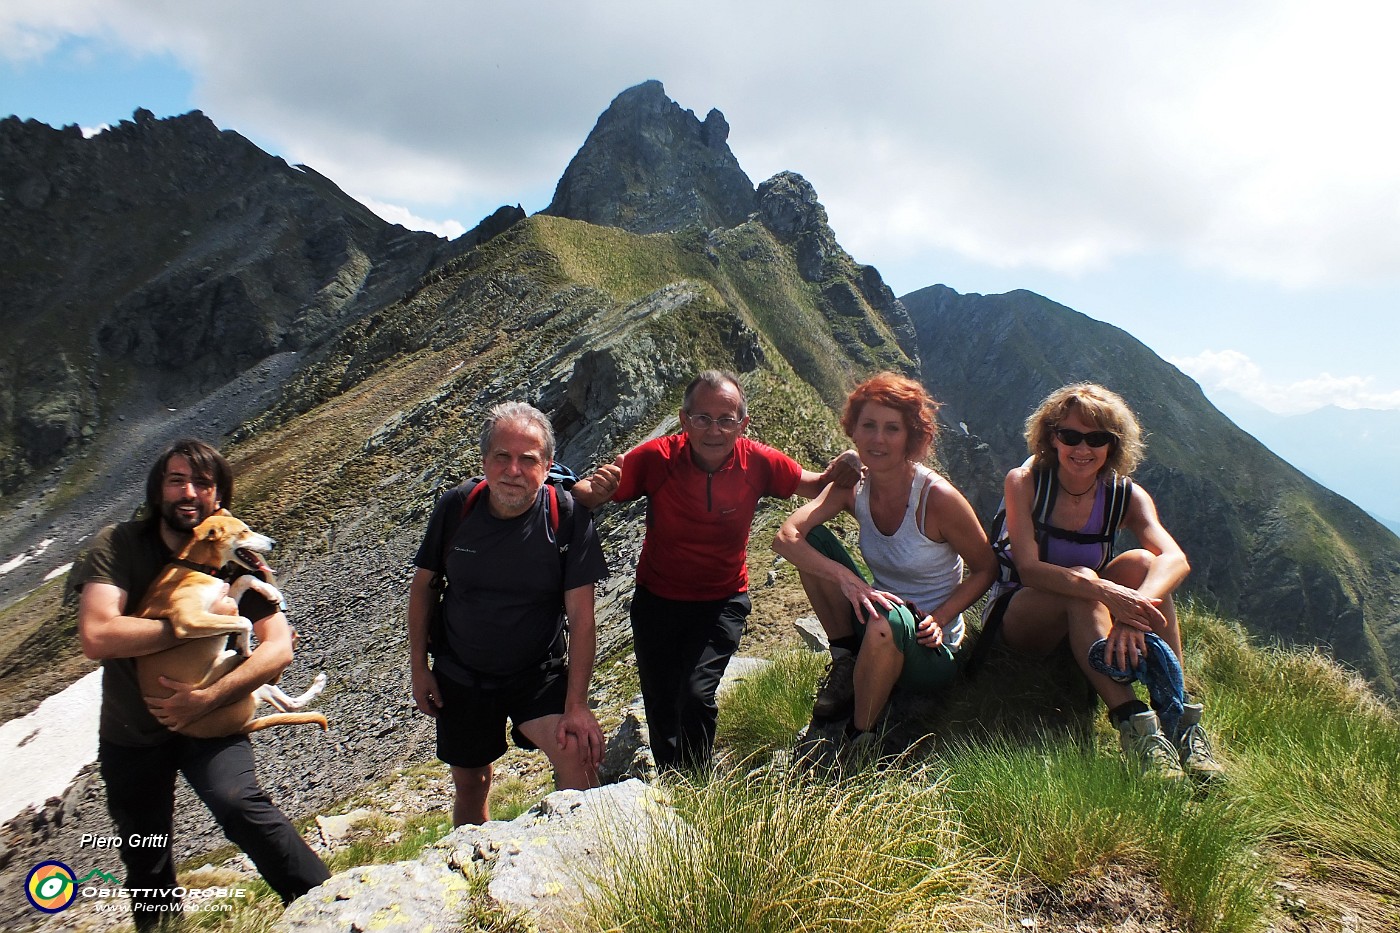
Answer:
[{"left": 614, "top": 434, "right": 802, "bottom": 601}]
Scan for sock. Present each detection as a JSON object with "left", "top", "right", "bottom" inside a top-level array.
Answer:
[
  {"left": 1108, "top": 699, "right": 1150, "bottom": 727},
  {"left": 830, "top": 635, "right": 860, "bottom": 656}
]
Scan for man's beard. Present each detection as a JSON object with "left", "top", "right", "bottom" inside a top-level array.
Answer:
[
  {"left": 162, "top": 498, "right": 211, "bottom": 533},
  {"left": 489, "top": 484, "right": 536, "bottom": 517}
]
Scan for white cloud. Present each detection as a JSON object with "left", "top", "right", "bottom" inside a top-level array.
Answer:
[
  {"left": 1172, "top": 349, "right": 1400, "bottom": 414},
  {"left": 356, "top": 197, "right": 462, "bottom": 240}
]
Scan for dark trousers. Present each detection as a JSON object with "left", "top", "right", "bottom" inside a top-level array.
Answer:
[
  {"left": 630, "top": 585, "right": 750, "bottom": 771},
  {"left": 99, "top": 736, "right": 330, "bottom": 930}
]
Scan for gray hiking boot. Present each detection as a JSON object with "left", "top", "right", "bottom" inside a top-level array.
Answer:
[
  {"left": 812, "top": 650, "right": 856, "bottom": 720},
  {"left": 1117, "top": 710, "right": 1187, "bottom": 779},
  {"left": 1176, "top": 703, "right": 1225, "bottom": 781}
]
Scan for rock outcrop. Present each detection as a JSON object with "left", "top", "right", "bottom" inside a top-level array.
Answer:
[
  {"left": 543, "top": 80, "right": 757, "bottom": 234},
  {"left": 755, "top": 170, "right": 919, "bottom": 365},
  {"left": 279, "top": 780, "right": 668, "bottom": 933}
]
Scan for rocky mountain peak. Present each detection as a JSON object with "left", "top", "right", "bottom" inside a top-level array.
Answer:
[
  {"left": 0, "top": 108, "right": 454, "bottom": 496},
  {"left": 543, "top": 80, "right": 756, "bottom": 234}
]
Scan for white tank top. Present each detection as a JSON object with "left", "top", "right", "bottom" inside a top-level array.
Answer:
[{"left": 854, "top": 463, "right": 966, "bottom": 648}]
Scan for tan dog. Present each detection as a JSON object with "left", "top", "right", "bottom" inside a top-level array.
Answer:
[{"left": 135, "top": 511, "right": 329, "bottom": 738}]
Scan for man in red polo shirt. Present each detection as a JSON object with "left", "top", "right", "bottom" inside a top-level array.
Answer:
[{"left": 578, "top": 370, "right": 858, "bottom": 770}]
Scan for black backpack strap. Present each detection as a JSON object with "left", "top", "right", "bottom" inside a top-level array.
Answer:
[
  {"left": 433, "top": 478, "right": 483, "bottom": 585},
  {"left": 1031, "top": 466, "right": 1057, "bottom": 563},
  {"left": 1030, "top": 470, "right": 1135, "bottom": 572},
  {"left": 1096, "top": 473, "right": 1133, "bottom": 572}
]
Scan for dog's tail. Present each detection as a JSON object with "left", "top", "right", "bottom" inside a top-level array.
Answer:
[{"left": 243, "top": 712, "right": 329, "bottom": 733}]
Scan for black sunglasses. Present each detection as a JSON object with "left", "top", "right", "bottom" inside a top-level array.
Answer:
[{"left": 1053, "top": 427, "right": 1117, "bottom": 448}]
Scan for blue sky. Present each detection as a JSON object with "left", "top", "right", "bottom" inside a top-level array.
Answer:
[{"left": 3, "top": 1, "right": 1398, "bottom": 423}]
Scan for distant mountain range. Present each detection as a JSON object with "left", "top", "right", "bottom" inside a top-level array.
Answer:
[{"left": 1205, "top": 393, "right": 1400, "bottom": 537}]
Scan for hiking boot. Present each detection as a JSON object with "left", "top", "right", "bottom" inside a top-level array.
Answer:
[
  {"left": 1176, "top": 703, "right": 1225, "bottom": 781},
  {"left": 1117, "top": 710, "right": 1187, "bottom": 779},
  {"left": 794, "top": 730, "right": 840, "bottom": 773},
  {"left": 812, "top": 650, "right": 856, "bottom": 720}
]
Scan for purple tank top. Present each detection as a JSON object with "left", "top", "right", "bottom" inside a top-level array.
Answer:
[{"left": 1042, "top": 480, "right": 1111, "bottom": 570}]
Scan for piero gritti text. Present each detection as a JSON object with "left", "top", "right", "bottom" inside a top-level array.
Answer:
[{"left": 80, "top": 833, "right": 170, "bottom": 849}]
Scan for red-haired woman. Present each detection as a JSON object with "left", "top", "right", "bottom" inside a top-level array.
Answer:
[{"left": 773, "top": 372, "right": 997, "bottom": 751}]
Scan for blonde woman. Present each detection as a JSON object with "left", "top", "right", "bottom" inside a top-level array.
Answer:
[{"left": 984, "top": 383, "right": 1221, "bottom": 779}]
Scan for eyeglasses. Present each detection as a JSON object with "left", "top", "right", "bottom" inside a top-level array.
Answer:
[
  {"left": 1053, "top": 427, "right": 1116, "bottom": 448},
  {"left": 687, "top": 413, "right": 744, "bottom": 432}
]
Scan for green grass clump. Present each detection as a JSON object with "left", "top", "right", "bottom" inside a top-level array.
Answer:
[
  {"left": 321, "top": 811, "right": 454, "bottom": 875},
  {"left": 586, "top": 763, "right": 1000, "bottom": 932},
  {"left": 1187, "top": 613, "right": 1400, "bottom": 894},
  {"left": 944, "top": 736, "right": 1270, "bottom": 932},
  {"left": 715, "top": 649, "right": 826, "bottom": 759}
]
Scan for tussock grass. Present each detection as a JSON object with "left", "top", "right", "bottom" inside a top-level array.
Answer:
[
  {"left": 944, "top": 736, "right": 1270, "bottom": 932},
  {"left": 1186, "top": 611, "right": 1400, "bottom": 895},
  {"left": 715, "top": 649, "right": 825, "bottom": 758},
  {"left": 586, "top": 763, "right": 1002, "bottom": 932},
  {"left": 668, "top": 605, "right": 1397, "bottom": 932}
]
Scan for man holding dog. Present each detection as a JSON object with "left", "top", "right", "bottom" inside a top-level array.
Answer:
[
  {"left": 74, "top": 439, "right": 329, "bottom": 930},
  {"left": 408, "top": 402, "right": 608, "bottom": 826}
]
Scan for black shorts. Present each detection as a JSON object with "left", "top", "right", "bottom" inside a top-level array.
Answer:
[{"left": 433, "top": 664, "right": 568, "bottom": 769}]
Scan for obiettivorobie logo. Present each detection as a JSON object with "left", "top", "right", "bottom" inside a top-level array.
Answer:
[
  {"left": 25, "top": 858, "right": 249, "bottom": 917},
  {"left": 25, "top": 861, "right": 120, "bottom": 913}
]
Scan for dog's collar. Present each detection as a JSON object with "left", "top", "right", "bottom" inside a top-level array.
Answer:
[{"left": 171, "top": 556, "right": 228, "bottom": 579}]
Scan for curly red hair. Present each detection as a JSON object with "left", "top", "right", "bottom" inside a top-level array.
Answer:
[{"left": 841, "top": 372, "right": 941, "bottom": 462}]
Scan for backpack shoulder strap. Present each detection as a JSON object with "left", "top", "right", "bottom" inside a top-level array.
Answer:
[
  {"left": 1094, "top": 473, "right": 1134, "bottom": 570},
  {"left": 1101, "top": 473, "right": 1133, "bottom": 536},
  {"left": 437, "top": 478, "right": 484, "bottom": 575},
  {"left": 1031, "top": 466, "right": 1057, "bottom": 562}
]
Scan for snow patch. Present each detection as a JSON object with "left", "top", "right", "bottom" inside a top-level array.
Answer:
[
  {"left": 1, "top": 537, "right": 55, "bottom": 574},
  {"left": 0, "top": 669, "right": 102, "bottom": 824}
]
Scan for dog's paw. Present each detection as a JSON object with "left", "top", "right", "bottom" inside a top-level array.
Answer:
[{"left": 230, "top": 575, "right": 284, "bottom": 607}]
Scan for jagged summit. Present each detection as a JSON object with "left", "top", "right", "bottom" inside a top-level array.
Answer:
[{"left": 543, "top": 80, "right": 756, "bottom": 234}]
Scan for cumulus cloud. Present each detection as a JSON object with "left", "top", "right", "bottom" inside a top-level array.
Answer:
[
  {"left": 356, "top": 197, "right": 463, "bottom": 240},
  {"left": 1173, "top": 349, "right": 1400, "bottom": 414}
]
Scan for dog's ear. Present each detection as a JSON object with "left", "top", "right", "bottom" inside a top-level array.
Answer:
[{"left": 215, "top": 507, "right": 232, "bottom": 517}]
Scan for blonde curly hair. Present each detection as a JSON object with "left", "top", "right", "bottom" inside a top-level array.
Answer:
[{"left": 1024, "top": 383, "right": 1145, "bottom": 476}]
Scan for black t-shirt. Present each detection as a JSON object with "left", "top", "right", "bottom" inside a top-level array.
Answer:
[
  {"left": 71, "top": 519, "right": 279, "bottom": 746},
  {"left": 413, "top": 483, "right": 608, "bottom": 679}
]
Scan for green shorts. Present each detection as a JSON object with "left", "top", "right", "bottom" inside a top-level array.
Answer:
[{"left": 805, "top": 525, "right": 958, "bottom": 692}]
